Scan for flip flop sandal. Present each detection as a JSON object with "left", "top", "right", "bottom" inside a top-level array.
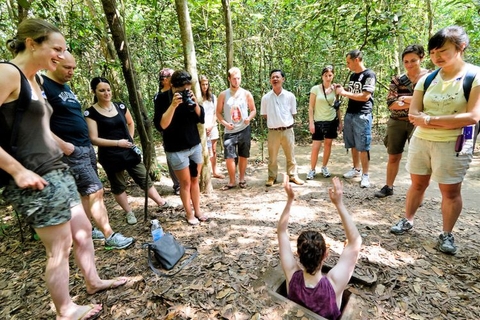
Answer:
[
  {"left": 239, "top": 181, "right": 247, "bottom": 189},
  {"left": 220, "top": 184, "right": 236, "bottom": 191},
  {"left": 186, "top": 217, "right": 199, "bottom": 225},
  {"left": 195, "top": 215, "right": 209, "bottom": 222}
]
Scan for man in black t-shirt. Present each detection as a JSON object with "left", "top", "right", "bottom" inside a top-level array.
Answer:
[
  {"left": 44, "top": 51, "right": 133, "bottom": 249},
  {"left": 336, "top": 50, "right": 376, "bottom": 188}
]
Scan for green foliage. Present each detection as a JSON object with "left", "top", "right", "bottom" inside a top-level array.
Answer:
[{"left": 0, "top": 0, "right": 479, "bottom": 140}]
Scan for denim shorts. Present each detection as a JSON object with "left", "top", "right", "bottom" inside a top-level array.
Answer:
[
  {"left": 63, "top": 145, "right": 103, "bottom": 196},
  {"left": 406, "top": 136, "right": 472, "bottom": 184},
  {"left": 166, "top": 143, "right": 203, "bottom": 171},
  {"left": 343, "top": 113, "right": 372, "bottom": 151},
  {"left": 2, "top": 169, "right": 80, "bottom": 229},
  {"left": 223, "top": 126, "right": 251, "bottom": 159}
]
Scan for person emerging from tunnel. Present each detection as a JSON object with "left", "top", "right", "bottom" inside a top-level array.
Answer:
[{"left": 277, "top": 175, "right": 362, "bottom": 319}]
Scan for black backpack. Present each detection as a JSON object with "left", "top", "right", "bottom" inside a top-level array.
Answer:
[{"left": 0, "top": 62, "right": 32, "bottom": 187}]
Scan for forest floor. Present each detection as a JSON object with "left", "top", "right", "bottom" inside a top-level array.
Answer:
[{"left": 1, "top": 138, "right": 480, "bottom": 320}]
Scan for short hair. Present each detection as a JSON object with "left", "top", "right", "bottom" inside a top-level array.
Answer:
[
  {"left": 322, "top": 65, "right": 335, "bottom": 75},
  {"left": 297, "top": 230, "right": 327, "bottom": 275},
  {"left": 428, "top": 25, "right": 469, "bottom": 52},
  {"left": 158, "top": 68, "right": 174, "bottom": 82},
  {"left": 90, "top": 77, "right": 111, "bottom": 102},
  {"left": 402, "top": 44, "right": 425, "bottom": 60},
  {"left": 270, "top": 69, "right": 285, "bottom": 78},
  {"left": 228, "top": 67, "right": 241, "bottom": 78},
  {"left": 346, "top": 49, "right": 363, "bottom": 61},
  {"left": 6, "top": 18, "right": 62, "bottom": 55},
  {"left": 171, "top": 70, "right": 192, "bottom": 88}
]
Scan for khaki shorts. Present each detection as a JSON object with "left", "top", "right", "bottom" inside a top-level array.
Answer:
[
  {"left": 2, "top": 169, "right": 80, "bottom": 229},
  {"left": 406, "top": 136, "right": 472, "bottom": 184}
]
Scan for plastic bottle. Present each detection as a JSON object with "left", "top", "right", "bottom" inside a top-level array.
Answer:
[{"left": 151, "top": 219, "right": 164, "bottom": 241}]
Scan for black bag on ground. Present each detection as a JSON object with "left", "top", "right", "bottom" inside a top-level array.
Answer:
[{"left": 146, "top": 233, "right": 198, "bottom": 277}]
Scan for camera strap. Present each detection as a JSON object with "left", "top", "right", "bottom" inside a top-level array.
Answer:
[{"left": 322, "top": 84, "right": 337, "bottom": 109}]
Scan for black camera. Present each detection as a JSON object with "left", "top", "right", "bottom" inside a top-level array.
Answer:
[{"left": 180, "top": 89, "right": 196, "bottom": 110}]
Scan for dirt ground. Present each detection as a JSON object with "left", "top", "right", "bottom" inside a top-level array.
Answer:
[{"left": 1, "top": 139, "right": 480, "bottom": 320}]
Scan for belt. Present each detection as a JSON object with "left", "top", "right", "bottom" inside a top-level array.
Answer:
[{"left": 269, "top": 125, "right": 293, "bottom": 131}]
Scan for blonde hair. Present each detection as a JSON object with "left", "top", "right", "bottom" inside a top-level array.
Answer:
[{"left": 228, "top": 67, "right": 241, "bottom": 78}]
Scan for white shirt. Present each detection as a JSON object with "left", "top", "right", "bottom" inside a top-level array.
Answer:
[{"left": 260, "top": 88, "right": 296, "bottom": 128}]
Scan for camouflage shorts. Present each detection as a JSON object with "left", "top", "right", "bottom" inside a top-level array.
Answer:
[{"left": 2, "top": 169, "right": 80, "bottom": 229}]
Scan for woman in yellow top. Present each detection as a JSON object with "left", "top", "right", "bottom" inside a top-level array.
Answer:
[
  {"left": 306, "top": 66, "right": 342, "bottom": 180},
  {"left": 390, "top": 26, "right": 480, "bottom": 255}
]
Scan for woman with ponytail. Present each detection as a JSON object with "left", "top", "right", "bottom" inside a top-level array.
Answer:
[{"left": 277, "top": 176, "right": 362, "bottom": 319}]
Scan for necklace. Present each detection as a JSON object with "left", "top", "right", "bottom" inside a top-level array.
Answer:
[{"left": 98, "top": 103, "right": 113, "bottom": 112}]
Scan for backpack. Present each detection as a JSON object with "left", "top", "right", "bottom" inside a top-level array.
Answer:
[
  {"left": 0, "top": 62, "right": 32, "bottom": 187},
  {"left": 424, "top": 67, "right": 477, "bottom": 101},
  {"left": 424, "top": 66, "right": 480, "bottom": 142}
]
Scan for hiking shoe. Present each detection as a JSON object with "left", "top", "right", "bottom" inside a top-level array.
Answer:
[
  {"left": 321, "top": 167, "right": 331, "bottom": 178},
  {"left": 437, "top": 232, "right": 457, "bottom": 255},
  {"left": 105, "top": 232, "right": 134, "bottom": 250},
  {"left": 306, "top": 170, "right": 316, "bottom": 180},
  {"left": 265, "top": 177, "right": 276, "bottom": 187},
  {"left": 343, "top": 168, "right": 361, "bottom": 179},
  {"left": 126, "top": 211, "right": 137, "bottom": 225},
  {"left": 360, "top": 174, "right": 370, "bottom": 188},
  {"left": 390, "top": 218, "right": 413, "bottom": 235},
  {"left": 92, "top": 228, "right": 105, "bottom": 241},
  {"left": 289, "top": 176, "right": 305, "bottom": 185},
  {"left": 375, "top": 185, "right": 393, "bottom": 198}
]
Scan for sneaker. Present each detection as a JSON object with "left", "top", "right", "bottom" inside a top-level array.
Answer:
[
  {"left": 289, "top": 176, "right": 305, "bottom": 185},
  {"left": 92, "top": 227, "right": 105, "bottom": 241},
  {"left": 105, "top": 232, "right": 134, "bottom": 250},
  {"left": 360, "top": 174, "right": 370, "bottom": 188},
  {"left": 306, "top": 170, "right": 316, "bottom": 180},
  {"left": 390, "top": 218, "right": 413, "bottom": 235},
  {"left": 265, "top": 177, "right": 276, "bottom": 187},
  {"left": 321, "top": 167, "right": 331, "bottom": 178},
  {"left": 126, "top": 211, "right": 137, "bottom": 225},
  {"left": 343, "top": 168, "right": 361, "bottom": 179},
  {"left": 375, "top": 185, "right": 393, "bottom": 198},
  {"left": 437, "top": 232, "right": 457, "bottom": 255}
]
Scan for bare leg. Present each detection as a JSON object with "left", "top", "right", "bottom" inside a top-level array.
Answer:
[
  {"left": 359, "top": 150, "right": 369, "bottom": 175},
  {"left": 385, "top": 153, "right": 402, "bottom": 187},
  {"left": 238, "top": 156, "right": 248, "bottom": 182},
  {"left": 81, "top": 189, "right": 113, "bottom": 238},
  {"left": 405, "top": 174, "right": 430, "bottom": 221},
  {"left": 225, "top": 158, "right": 236, "bottom": 186},
  {"left": 322, "top": 139, "right": 333, "bottom": 167},
  {"left": 113, "top": 192, "right": 132, "bottom": 214},
  {"left": 175, "top": 167, "right": 195, "bottom": 220},
  {"left": 191, "top": 163, "right": 204, "bottom": 218},
  {"left": 351, "top": 147, "right": 361, "bottom": 170},
  {"left": 211, "top": 139, "right": 224, "bottom": 178},
  {"left": 310, "top": 140, "right": 322, "bottom": 170},
  {"left": 68, "top": 204, "right": 127, "bottom": 294},
  {"left": 438, "top": 182, "right": 463, "bottom": 232},
  {"left": 146, "top": 186, "right": 167, "bottom": 206}
]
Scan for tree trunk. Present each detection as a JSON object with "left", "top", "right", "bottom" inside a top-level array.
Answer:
[
  {"left": 222, "top": 0, "right": 234, "bottom": 74},
  {"left": 100, "top": 0, "right": 155, "bottom": 221},
  {"left": 174, "top": 0, "right": 212, "bottom": 193}
]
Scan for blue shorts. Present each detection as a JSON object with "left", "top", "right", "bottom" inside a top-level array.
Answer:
[
  {"left": 2, "top": 169, "right": 80, "bottom": 229},
  {"left": 343, "top": 113, "right": 372, "bottom": 152},
  {"left": 166, "top": 143, "right": 203, "bottom": 171},
  {"left": 63, "top": 145, "right": 103, "bottom": 196},
  {"left": 224, "top": 126, "right": 251, "bottom": 159}
]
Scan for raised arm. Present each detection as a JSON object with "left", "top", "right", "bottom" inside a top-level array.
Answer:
[
  {"left": 277, "top": 175, "right": 301, "bottom": 285},
  {"left": 326, "top": 177, "right": 362, "bottom": 300}
]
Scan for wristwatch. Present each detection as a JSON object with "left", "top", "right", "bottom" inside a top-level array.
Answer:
[
  {"left": 398, "top": 96, "right": 405, "bottom": 106},
  {"left": 424, "top": 115, "right": 431, "bottom": 125}
]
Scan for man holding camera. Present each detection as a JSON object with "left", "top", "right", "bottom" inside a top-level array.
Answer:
[
  {"left": 153, "top": 70, "right": 207, "bottom": 225},
  {"left": 335, "top": 49, "right": 376, "bottom": 188},
  {"left": 43, "top": 51, "right": 134, "bottom": 249},
  {"left": 261, "top": 69, "right": 304, "bottom": 187},
  {"left": 216, "top": 67, "right": 257, "bottom": 190}
]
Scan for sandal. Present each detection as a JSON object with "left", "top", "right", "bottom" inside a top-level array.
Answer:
[
  {"left": 195, "top": 215, "right": 209, "bottom": 222},
  {"left": 239, "top": 181, "right": 247, "bottom": 189},
  {"left": 220, "top": 184, "right": 236, "bottom": 191},
  {"left": 213, "top": 173, "right": 225, "bottom": 179},
  {"left": 186, "top": 217, "right": 199, "bottom": 225}
]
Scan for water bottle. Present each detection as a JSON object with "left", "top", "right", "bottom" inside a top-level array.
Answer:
[{"left": 151, "top": 219, "right": 164, "bottom": 241}]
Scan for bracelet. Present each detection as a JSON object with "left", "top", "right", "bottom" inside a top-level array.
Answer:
[{"left": 424, "top": 115, "right": 431, "bottom": 125}]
